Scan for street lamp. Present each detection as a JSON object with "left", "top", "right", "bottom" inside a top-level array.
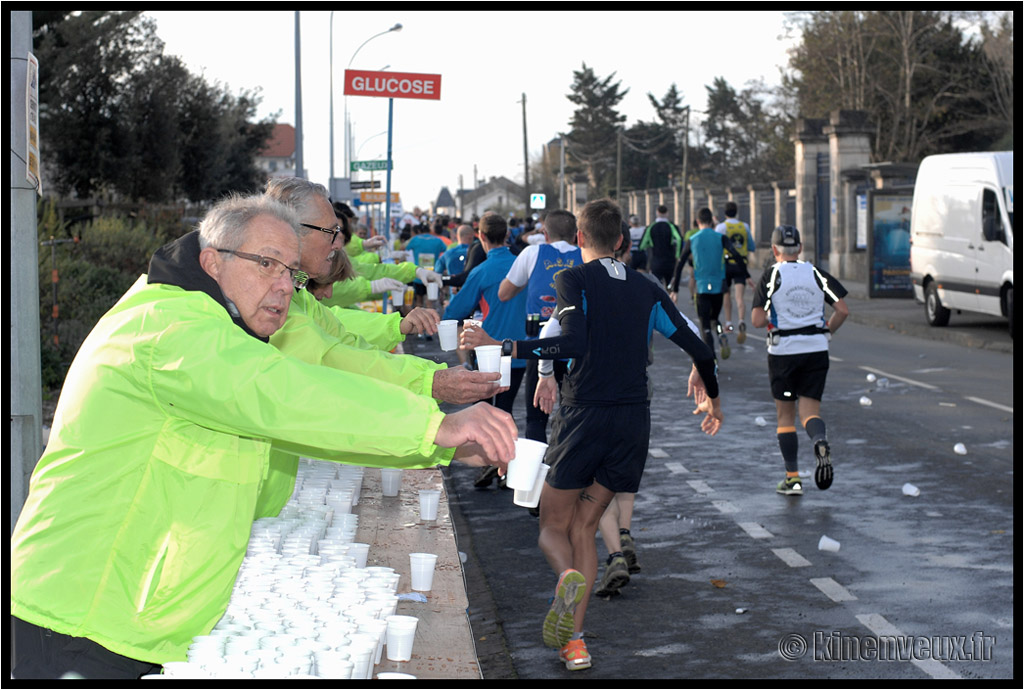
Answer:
[{"left": 342, "top": 23, "right": 402, "bottom": 179}]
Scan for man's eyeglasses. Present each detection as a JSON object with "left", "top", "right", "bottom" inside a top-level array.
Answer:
[
  {"left": 300, "top": 222, "right": 343, "bottom": 244},
  {"left": 215, "top": 249, "right": 309, "bottom": 290}
]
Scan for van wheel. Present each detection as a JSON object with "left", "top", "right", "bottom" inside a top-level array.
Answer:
[
  {"left": 925, "top": 281, "right": 950, "bottom": 327},
  {"left": 1007, "top": 287, "right": 1013, "bottom": 336}
]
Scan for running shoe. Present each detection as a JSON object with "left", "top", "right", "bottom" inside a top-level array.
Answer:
[
  {"left": 594, "top": 556, "right": 630, "bottom": 597},
  {"left": 542, "top": 569, "right": 586, "bottom": 648},
  {"left": 719, "top": 334, "right": 731, "bottom": 360},
  {"left": 620, "top": 533, "right": 641, "bottom": 574},
  {"left": 559, "top": 638, "right": 592, "bottom": 671},
  {"left": 776, "top": 476, "right": 803, "bottom": 495},
  {"left": 814, "top": 440, "right": 834, "bottom": 490},
  {"left": 737, "top": 322, "right": 747, "bottom": 344},
  {"left": 725, "top": 322, "right": 735, "bottom": 333},
  {"left": 473, "top": 465, "right": 499, "bottom": 488}
]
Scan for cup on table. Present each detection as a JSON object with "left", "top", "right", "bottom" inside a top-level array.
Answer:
[
  {"left": 408, "top": 552, "right": 438, "bottom": 592},
  {"left": 437, "top": 320, "right": 459, "bottom": 351},
  {"left": 380, "top": 468, "right": 402, "bottom": 497},
  {"left": 426, "top": 281, "right": 439, "bottom": 301},
  {"left": 513, "top": 462, "right": 550, "bottom": 508},
  {"left": 418, "top": 489, "right": 441, "bottom": 521},
  {"left": 377, "top": 672, "right": 417, "bottom": 679},
  {"left": 505, "top": 438, "right": 548, "bottom": 491},
  {"left": 499, "top": 355, "right": 511, "bottom": 387},
  {"left": 475, "top": 345, "right": 501, "bottom": 375},
  {"left": 385, "top": 615, "right": 419, "bottom": 662},
  {"left": 348, "top": 542, "right": 370, "bottom": 568}
]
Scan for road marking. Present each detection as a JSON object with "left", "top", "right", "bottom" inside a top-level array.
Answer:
[
  {"left": 687, "top": 479, "right": 713, "bottom": 494},
  {"left": 665, "top": 462, "right": 689, "bottom": 474},
  {"left": 649, "top": 447, "right": 669, "bottom": 458},
  {"left": 711, "top": 500, "right": 739, "bottom": 514},
  {"left": 859, "top": 366, "right": 939, "bottom": 390},
  {"left": 772, "top": 547, "right": 811, "bottom": 567},
  {"left": 856, "top": 613, "right": 962, "bottom": 679},
  {"left": 964, "top": 396, "right": 1013, "bottom": 414},
  {"left": 810, "top": 577, "right": 857, "bottom": 602},
  {"left": 738, "top": 522, "right": 773, "bottom": 539}
]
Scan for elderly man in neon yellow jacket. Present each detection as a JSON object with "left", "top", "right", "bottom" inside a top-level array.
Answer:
[{"left": 10, "top": 195, "right": 517, "bottom": 679}]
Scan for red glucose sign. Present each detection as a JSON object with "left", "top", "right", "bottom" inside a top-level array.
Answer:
[{"left": 344, "top": 70, "right": 442, "bottom": 100}]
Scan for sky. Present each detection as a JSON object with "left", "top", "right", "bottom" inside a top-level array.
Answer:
[{"left": 146, "top": 10, "right": 800, "bottom": 213}]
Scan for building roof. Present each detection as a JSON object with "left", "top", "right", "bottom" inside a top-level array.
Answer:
[
  {"left": 435, "top": 186, "right": 455, "bottom": 208},
  {"left": 260, "top": 124, "right": 296, "bottom": 158}
]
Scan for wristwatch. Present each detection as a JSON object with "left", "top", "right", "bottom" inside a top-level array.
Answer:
[{"left": 501, "top": 338, "right": 514, "bottom": 357}]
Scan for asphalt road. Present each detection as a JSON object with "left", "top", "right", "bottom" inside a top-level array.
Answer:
[{"left": 411, "top": 283, "right": 1015, "bottom": 681}]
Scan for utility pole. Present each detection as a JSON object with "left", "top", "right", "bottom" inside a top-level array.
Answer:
[
  {"left": 521, "top": 93, "right": 530, "bottom": 217},
  {"left": 559, "top": 137, "right": 566, "bottom": 209},
  {"left": 681, "top": 106, "right": 690, "bottom": 228},
  {"left": 616, "top": 129, "right": 622, "bottom": 204},
  {"left": 294, "top": 12, "right": 304, "bottom": 178},
  {"left": 10, "top": 10, "right": 42, "bottom": 528}
]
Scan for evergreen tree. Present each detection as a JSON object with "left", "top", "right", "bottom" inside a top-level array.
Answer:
[{"left": 563, "top": 63, "right": 628, "bottom": 198}]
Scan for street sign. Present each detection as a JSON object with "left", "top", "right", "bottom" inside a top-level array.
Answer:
[
  {"left": 344, "top": 70, "right": 442, "bottom": 100},
  {"left": 350, "top": 160, "right": 392, "bottom": 172},
  {"left": 530, "top": 193, "right": 546, "bottom": 210},
  {"left": 361, "top": 191, "right": 400, "bottom": 204},
  {"left": 350, "top": 180, "right": 381, "bottom": 190}
]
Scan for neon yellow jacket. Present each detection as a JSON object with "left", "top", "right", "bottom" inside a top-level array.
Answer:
[{"left": 11, "top": 277, "right": 454, "bottom": 664}]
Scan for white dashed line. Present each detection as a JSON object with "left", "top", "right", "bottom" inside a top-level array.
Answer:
[
  {"left": 856, "top": 613, "right": 962, "bottom": 679},
  {"left": 771, "top": 547, "right": 811, "bottom": 567},
  {"left": 711, "top": 500, "right": 739, "bottom": 514},
  {"left": 810, "top": 577, "right": 857, "bottom": 602},
  {"left": 687, "top": 479, "right": 713, "bottom": 494},
  {"left": 664, "top": 462, "right": 689, "bottom": 474},
  {"left": 964, "top": 396, "right": 1013, "bottom": 414},
  {"left": 737, "top": 522, "right": 773, "bottom": 539},
  {"left": 649, "top": 447, "right": 669, "bottom": 458},
  {"left": 859, "top": 366, "right": 939, "bottom": 390}
]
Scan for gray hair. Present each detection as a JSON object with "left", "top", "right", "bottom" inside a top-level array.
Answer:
[
  {"left": 263, "top": 177, "right": 330, "bottom": 237},
  {"left": 198, "top": 194, "right": 300, "bottom": 251}
]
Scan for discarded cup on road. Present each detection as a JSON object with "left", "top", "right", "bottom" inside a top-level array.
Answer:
[
  {"left": 475, "top": 345, "right": 501, "bottom": 374},
  {"left": 755, "top": 416, "right": 767, "bottom": 427},
  {"left": 902, "top": 482, "right": 920, "bottom": 497},
  {"left": 818, "top": 535, "right": 841, "bottom": 552},
  {"left": 499, "top": 355, "right": 512, "bottom": 387},
  {"left": 408, "top": 552, "right": 438, "bottom": 591},
  {"left": 877, "top": 377, "right": 889, "bottom": 388},
  {"left": 385, "top": 615, "right": 419, "bottom": 661},
  {"left": 953, "top": 443, "right": 967, "bottom": 455},
  {"left": 866, "top": 373, "right": 877, "bottom": 383},
  {"left": 505, "top": 438, "right": 548, "bottom": 491},
  {"left": 437, "top": 320, "right": 459, "bottom": 351},
  {"left": 380, "top": 468, "right": 402, "bottom": 497},
  {"left": 426, "top": 281, "right": 439, "bottom": 301},
  {"left": 513, "top": 462, "right": 550, "bottom": 508},
  {"left": 418, "top": 489, "right": 441, "bottom": 521},
  {"left": 859, "top": 396, "right": 872, "bottom": 406}
]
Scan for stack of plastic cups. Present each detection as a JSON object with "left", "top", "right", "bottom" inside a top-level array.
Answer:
[
  {"left": 347, "top": 632, "right": 378, "bottom": 680},
  {"left": 357, "top": 617, "right": 389, "bottom": 665}
]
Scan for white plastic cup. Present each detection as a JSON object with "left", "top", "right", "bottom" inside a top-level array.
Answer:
[
  {"left": 513, "top": 462, "right": 550, "bottom": 508},
  {"left": 499, "top": 355, "right": 512, "bottom": 387},
  {"left": 385, "top": 615, "right": 419, "bottom": 662},
  {"left": 348, "top": 542, "right": 370, "bottom": 568},
  {"left": 437, "top": 320, "right": 459, "bottom": 351},
  {"left": 859, "top": 396, "right": 873, "bottom": 406},
  {"left": 953, "top": 442, "right": 967, "bottom": 455},
  {"left": 418, "top": 489, "right": 441, "bottom": 521},
  {"left": 475, "top": 345, "right": 501, "bottom": 373},
  {"left": 818, "top": 535, "right": 841, "bottom": 552},
  {"left": 378, "top": 672, "right": 417, "bottom": 679},
  {"left": 426, "top": 281, "right": 439, "bottom": 301},
  {"left": 408, "top": 552, "right": 438, "bottom": 591},
  {"left": 380, "top": 468, "right": 402, "bottom": 497},
  {"left": 391, "top": 289, "right": 405, "bottom": 307},
  {"left": 505, "top": 438, "right": 548, "bottom": 490},
  {"left": 315, "top": 658, "right": 353, "bottom": 679},
  {"left": 902, "top": 482, "right": 920, "bottom": 497}
]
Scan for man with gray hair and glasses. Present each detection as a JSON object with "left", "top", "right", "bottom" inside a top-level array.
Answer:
[{"left": 11, "top": 194, "right": 517, "bottom": 679}]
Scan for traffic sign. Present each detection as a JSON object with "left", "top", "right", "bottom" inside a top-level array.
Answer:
[
  {"left": 361, "top": 191, "right": 400, "bottom": 204},
  {"left": 530, "top": 193, "right": 546, "bottom": 210},
  {"left": 351, "top": 160, "right": 392, "bottom": 172},
  {"left": 344, "top": 70, "right": 442, "bottom": 100},
  {"left": 350, "top": 180, "right": 381, "bottom": 190}
]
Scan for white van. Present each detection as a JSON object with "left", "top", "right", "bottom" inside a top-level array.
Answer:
[{"left": 909, "top": 151, "right": 1014, "bottom": 331}]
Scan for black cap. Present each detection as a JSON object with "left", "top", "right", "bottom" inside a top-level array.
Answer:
[{"left": 772, "top": 225, "right": 801, "bottom": 248}]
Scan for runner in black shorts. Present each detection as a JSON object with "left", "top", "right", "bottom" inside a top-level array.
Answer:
[
  {"left": 465, "top": 198, "right": 723, "bottom": 671},
  {"left": 752, "top": 225, "right": 849, "bottom": 497}
]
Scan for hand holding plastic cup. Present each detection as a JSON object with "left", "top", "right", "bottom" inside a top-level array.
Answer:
[
  {"left": 408, "top": 552, "right": 438, "bottom": 591},
  {"left": 391, "top": 289, "right": 405, "bottom": 308},
  {"left": 437, "top": 320, "right": 459, "bottom": 351},
  {"left": 380, "top": 468, "right": 402, "bottom": 497},
  {"left": 385, "top": 615, "right": 419, "bottom": 662},
  {"left": 418, "top": 489, "right": 441, "bottom": 521},
  {"left": 505, "top": 438, "right": 548, "bottom": 491},
  {"left": 475, "top": 345, "right": 501, "bottom": 374},
  {"left": 426, "top": 281, "right": 439, "bottom": 301},
  {"left": 513, "top": 462, "right": 550, "bottom": 508}
]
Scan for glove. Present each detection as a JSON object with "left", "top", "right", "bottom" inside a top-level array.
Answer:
[
  {"left": 370, "top": 277, "right": 408, "bottom": 294},
  {"left": 416, "top": 267, "right": 443, "bottom": 285},
  {"left": 362, "top": 236, "right": 387, "bottom": 250}
]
